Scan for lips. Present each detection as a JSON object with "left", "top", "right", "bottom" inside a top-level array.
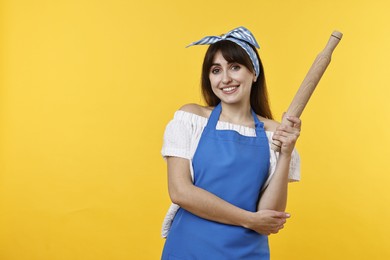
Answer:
[{"left": 221, "top": 86, "right": 239, "bottom": 94}]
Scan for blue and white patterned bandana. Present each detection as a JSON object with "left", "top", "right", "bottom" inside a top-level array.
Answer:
[{"left": 187, "top": 26, "right": 261, "bottom": 77}]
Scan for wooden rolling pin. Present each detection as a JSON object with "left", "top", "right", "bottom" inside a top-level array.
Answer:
[{"left": 271, "top": 31, "right": 343, "bottom": 152}]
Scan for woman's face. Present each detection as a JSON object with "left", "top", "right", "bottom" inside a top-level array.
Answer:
[{"left": 209, "top": 51, "right": 256, "bottom": 106}]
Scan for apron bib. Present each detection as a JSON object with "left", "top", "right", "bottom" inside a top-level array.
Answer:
[{"left": 162, "top": 103, "right": 270, "bottom": 260}]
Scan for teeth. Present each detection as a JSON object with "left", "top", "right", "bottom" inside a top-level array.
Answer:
[{"left": 222, "top": 87, "right": 237, "bottom": 92}]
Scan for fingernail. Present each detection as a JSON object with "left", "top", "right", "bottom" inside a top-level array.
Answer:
[{"left": 286, "top": 213, "right": 291, "bottom": 218}]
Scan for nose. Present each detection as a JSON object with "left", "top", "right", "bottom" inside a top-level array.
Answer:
[{"left": 222, "top": 71, "right": 232, "bottom": 84}]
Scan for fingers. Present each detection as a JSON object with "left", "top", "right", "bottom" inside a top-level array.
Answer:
[
  {"left": 273, "top": 135, "right": 297, "bottom": 148},
  {"left": 268, "top": 216, "right": 288, "bottom": 234},
  {"left": 285, "top": 115, "right": 302, "bottom": 129},
  {"left": 282, "top": 113, "right": 301, "bottom": 127},
  {"left": 253, "top": 210, "right": 291, "bottom": 235},
  {"left": 271, "top": 224, "right": 284, "bottom": 234},
  {"left": 261, "top": 209, "right": 290, "bottom": 219},
  {"left": 272, "top": 118, "right": 301, "bottom": 149},
  {"left": 266, "top": 211, "right": 289, "bottom": 231},
  {"left": 272, "top": 211, "right": 291, "bottom": 219},
  {"left": 272, "top": 130, "right": 299, "bottom": 148},
  {"left": 260, "top": 209, "right": 290, "bottom": 219},
  {"left": 276, "top": 123, "right": 301, "bottom": 135},
  {"left": 267, "top": 223, "right": 286, "bottom": 235}
]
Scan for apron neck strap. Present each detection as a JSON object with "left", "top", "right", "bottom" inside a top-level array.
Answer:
[
  {"left": 251, "top": 109, "right": 264, "bottom": 132},
  {"left": 206, "top": 103, "right": 222, "bottom": 129}
]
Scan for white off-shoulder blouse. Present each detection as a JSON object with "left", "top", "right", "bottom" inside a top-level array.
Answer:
[{"left": 160, "top": 110, "right": 301, "bottom": 238}]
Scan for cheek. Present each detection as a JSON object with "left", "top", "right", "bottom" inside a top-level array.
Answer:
[{"left": 209, "top": 75, "right": 219, "bottom": 88}]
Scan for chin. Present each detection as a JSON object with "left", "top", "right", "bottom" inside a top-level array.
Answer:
[
  {"left": 218, "top": 94, "right": 249, "bottom": 105},
  {"left": 219, "top": 98, "right": 245, "bottom": 105}
]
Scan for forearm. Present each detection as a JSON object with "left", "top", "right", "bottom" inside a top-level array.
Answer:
[
  {"left": 258, "top": 154, "right": 291, "bottom": 211},
  {"left": 171, "top": 183, "right": 253, "bottom": 228},
  {"left": 167, "top": 156, "right": 289, "bottom": 235}
]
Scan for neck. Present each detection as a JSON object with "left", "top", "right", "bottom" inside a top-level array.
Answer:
[{"left": 219, "top": 102, "right": 253, "bottom": 127}]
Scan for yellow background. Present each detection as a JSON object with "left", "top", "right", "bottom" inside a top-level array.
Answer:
[{"left": 1, "top": 0, "right": 389, "bottom": 259}]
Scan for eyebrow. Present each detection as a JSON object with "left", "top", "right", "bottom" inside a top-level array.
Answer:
[{"left": 211, "top": 61, "right": 236, "bottom": 66}]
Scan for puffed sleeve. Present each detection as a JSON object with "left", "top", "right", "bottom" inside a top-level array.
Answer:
[
  {"left": 160, "top": 111, "right": 197, "bottom": 238},
  {"left": 287, "top": 148, "right": 300, "bottom": 181},
  {"left": 263, "top": 131, "right": 301, "bottom": 188},
  {"left": 161, "top": 111, "right": 193, "bottom": 160}
]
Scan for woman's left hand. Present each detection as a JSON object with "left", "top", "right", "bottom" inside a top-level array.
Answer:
[{"left": 272, "top": 115, "right": 301, "bottom": 155}]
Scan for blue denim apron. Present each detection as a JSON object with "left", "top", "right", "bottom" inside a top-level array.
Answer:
[{"left": 162, "top": 103, "right": 270, "bottom": 259}]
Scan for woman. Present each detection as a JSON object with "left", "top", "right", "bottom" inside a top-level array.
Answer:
[{"left": 161, "top": 27, "right": 301, "bottom": 259}]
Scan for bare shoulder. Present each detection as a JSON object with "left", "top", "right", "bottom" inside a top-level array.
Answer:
[
  {"left": 179, "top": 103, "right": 212, "bottom": 118},
  {"left": 257, "top": 116, "right": 280, "bottom": 132}
]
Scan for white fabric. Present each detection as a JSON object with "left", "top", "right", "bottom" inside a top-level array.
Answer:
[{"left": 161, "top": 110, "right": 300, "bottom": 237}]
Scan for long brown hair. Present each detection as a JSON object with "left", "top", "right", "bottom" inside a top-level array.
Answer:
[{"left": 201, "top": 40, "right": 273, "bottom": 119}]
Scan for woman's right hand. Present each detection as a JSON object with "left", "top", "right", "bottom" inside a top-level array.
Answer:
[{"left": 245, "top": 209, "right": 290, "bottom": 235}]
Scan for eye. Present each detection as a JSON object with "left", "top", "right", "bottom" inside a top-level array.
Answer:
[
  {"left": 211, "top": 67, "right": 221, "bottom": 74},
  {"left": 231, "top": 64, "right": 241, "bottom": 71}
]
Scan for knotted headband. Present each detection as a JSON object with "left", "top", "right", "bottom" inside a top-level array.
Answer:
[{"left": 187, "top": 26, "right": 261, "bottom": 77}]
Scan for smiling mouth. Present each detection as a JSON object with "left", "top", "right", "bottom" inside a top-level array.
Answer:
[{"left": 221, "top": 86, "right": 239, "bottom": 93}]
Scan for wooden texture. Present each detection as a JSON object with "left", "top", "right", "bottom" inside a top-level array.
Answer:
[{"left": 271, "top": 31, "right": 343, "bottom": 152}]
